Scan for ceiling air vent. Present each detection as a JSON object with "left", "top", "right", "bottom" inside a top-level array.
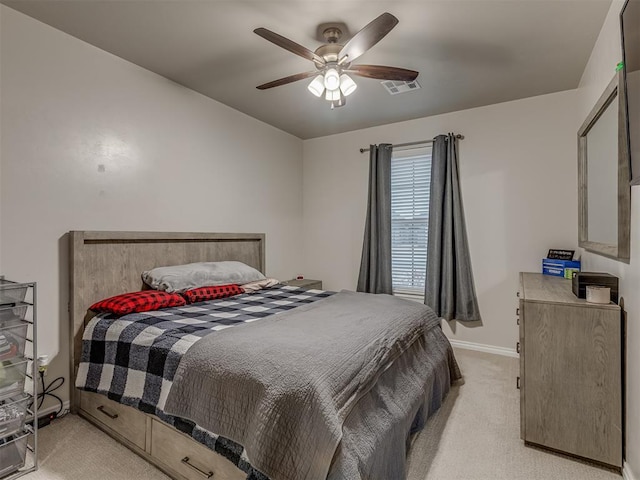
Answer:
[{"left": 381, "top": 80, "right": 421, "bottom": 95}]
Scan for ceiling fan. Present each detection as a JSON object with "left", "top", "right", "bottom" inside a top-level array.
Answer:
[{"left": 254, "top": 12, "right": 419, "bottom": 109}]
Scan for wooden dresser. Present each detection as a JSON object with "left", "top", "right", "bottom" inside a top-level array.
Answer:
[{"left": 518, "top": 272, "right": 623, "bottom": 470}]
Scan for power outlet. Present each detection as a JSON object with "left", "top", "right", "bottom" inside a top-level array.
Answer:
[{"left": 37, "top": 355, "right": 50, "bottom": 376}]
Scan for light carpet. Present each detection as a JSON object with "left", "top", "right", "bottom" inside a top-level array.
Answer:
[{"left": 23, "top": 349, "right": 620, "bottom": 480}]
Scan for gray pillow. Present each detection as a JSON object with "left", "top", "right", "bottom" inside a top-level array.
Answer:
[{"left": 142, "top": 261, "right": 266, "bottom": 293}]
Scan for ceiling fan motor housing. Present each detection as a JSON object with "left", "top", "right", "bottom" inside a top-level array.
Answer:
[{"left": 314, "top": 44, "right": 344, "bottom": 68}]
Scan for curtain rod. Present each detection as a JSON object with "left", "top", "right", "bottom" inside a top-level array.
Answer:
[{"left": 358, "top": 134, "right": 464, "bottom": 153}]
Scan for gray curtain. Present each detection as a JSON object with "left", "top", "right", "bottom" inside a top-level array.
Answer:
[
  {"left": 357, "top": 144, "right": 393, "bottom": 294},
  {"left": 425, "top": 134, "right": 481, "bottom": 322}
]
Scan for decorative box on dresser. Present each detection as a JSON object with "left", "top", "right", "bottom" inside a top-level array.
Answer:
[{"left": 517, "top": 272, "right": 623, "bottom": 470}]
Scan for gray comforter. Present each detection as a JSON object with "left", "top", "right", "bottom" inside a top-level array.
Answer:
[{"left": 165, "top": 290, "right": 458, "bottom": 480}]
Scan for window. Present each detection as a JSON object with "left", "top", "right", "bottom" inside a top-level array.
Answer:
[{"left": 391, "top": 146, "right": 432, "bottom": 297}]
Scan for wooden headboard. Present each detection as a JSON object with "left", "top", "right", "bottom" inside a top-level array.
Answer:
[{"left": 68, "top": 231, "right": 265, "bottom": 410}]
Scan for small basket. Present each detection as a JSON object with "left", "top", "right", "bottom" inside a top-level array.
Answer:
[
  {"left": 0, "top": 358, "right": 28, "bottom": 402},
  {"left": 0, "top": 304, "right": 29, "bottom": 325},
  {"left": 0, "top": 426, "right": 31, "bottom": 477},
  {"left": 0, "top": 320, "right": 29, "bottom": 362},
  {"left": 0, "top": 280, "right": 28, "bottom": 308},
  {"left": 0, "top": 395, "right": 29, "bottom": 438}
]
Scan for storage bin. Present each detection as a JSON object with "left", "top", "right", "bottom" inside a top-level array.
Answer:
[
  {"left": 0, "top": 280, "right": 28, "bottom": 308},
  {"left": 0, "top": 395, "right": 29, "bottom": 438},
  {"left": 0, "top": 358, "right": 28, "bottom": 401},
  {"left": 0, "top": 304, "right": 29, "bottom": 324},
  {"left": 0, "top": 320, "right": 28, "bottom": 362},
  {"left": 0, "top": 426, "right": 31, "bottom": 477}
]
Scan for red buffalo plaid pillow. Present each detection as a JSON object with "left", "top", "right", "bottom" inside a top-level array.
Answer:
[
  {"left": 182, "top": 284, "right": 244, "bottom": 304},
  {"left": 89, "top": 290, "right": 186, "bottom": 315}
]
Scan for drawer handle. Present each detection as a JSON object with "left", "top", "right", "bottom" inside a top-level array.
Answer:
[
  {"left": 97, "top": 405, "right": 119, "bottom": 420},
  {"left": 516, "top": 307, "right": 520, "bottom": 315},
  {"left": 516, "top": 317, "right": 519, "bottom": 325},
  {"left": 181, "top": 457, "right": 214, "bottom": 478},
  {"left": 517, "top": 376, "right": 521, "bottom": 389},
  {"left": 516, "top": 342, "right": 520, "bottom": 354}
]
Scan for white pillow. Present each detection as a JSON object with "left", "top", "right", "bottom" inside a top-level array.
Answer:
[
  {"left": 241, "top": 278, "right": 280, "bottom": 293},
  {"left": 142, "top": 261, "right": 266, "bottom": 293}
]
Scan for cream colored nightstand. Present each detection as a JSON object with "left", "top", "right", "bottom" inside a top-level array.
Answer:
[{"left": 282, "top": 278, "right": 323, "bottom": 290}]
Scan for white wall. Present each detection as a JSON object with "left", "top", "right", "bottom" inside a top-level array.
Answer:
[
  {"left": 577, "top": 1, "right": 640, "bottom": 477},
  {"left": 302, "top": 90, "right": 579, "bottom": 350},
  {"left": 0, "top": 6, "right": 304, "bottom": 407}
]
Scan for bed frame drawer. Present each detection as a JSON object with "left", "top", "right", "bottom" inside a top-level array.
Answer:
[
  {"left": 80, "top": 391, "right": 147, "bottom": 450},
  {"left": 151, "top": 419, "right": 245, "bottom": 480}
]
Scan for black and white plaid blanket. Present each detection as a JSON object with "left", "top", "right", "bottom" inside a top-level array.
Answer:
[{"left": 76, "top": 285, "right": 334, "bottom": 480}]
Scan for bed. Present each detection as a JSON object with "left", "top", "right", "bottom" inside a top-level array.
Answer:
[{"left": 69, "top": 231, "right": 460, "bottom": 480}]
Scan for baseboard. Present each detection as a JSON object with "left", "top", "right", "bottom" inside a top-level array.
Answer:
[
  {"left": 38, "top": 400, "right": 71, "bottom": 417},
  {"left": 448, "top": 339, "right": 519, "bottom": 358},
  {"left": 624, "top": 462, "right": 638, "bottom": 480}
]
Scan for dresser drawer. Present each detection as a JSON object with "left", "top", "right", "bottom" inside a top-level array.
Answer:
[
  {"left": 80, "top": 391, "right": 147, "bottom": 450},
  {"left": 151, "top": 419, "right": 245, "bottom": 480}
]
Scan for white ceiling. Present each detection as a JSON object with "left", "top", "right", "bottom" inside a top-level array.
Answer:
[{"left": 2, "top": 0, "right": 612, "bottom": 139}]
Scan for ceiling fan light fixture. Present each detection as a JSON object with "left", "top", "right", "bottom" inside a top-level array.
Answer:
[
  {"left": 307, "top": 75, "right": 325, "bottom": 97},
  {"left": 339, "top": 74, "right": 357, "bottom": 96},
  {"left": 325, "top": 88, "right": 341, "bottom": 101},
  {"left": 324, "top": 68, "right": 340, "bottom": 91},
  {"left": 330, "top": 92, "right": 347, "bottom": 110}
]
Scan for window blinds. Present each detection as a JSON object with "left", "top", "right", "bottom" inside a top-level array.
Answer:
[{"left": 391, "top": 147, "right": 432, "bottom": 295}]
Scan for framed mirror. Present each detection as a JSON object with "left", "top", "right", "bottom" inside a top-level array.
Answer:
[{"left": 578, "top": 70, "right": 631, "bottom": 262}]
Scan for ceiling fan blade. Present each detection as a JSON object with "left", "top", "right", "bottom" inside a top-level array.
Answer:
[
  {"left": 346, "top": 64, "right": 418, "bottom": 81},
  {"left": 254, "top": 28, "right": 325, "bottom": 65},
  {"left": 338, "top": 13, "right": 398, "bottom": 65},
  {"left": 256, "top": 71, "right": 319, "bottom": 90}
]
